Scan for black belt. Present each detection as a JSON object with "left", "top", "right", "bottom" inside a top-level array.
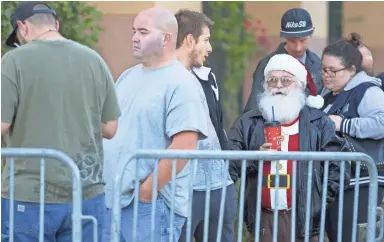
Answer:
[
  {"left": 262, "top": 208, "right": 292, "bottom": 215},
  {"left": 262, "top": 174, "right": 290, "bottom": 189}
]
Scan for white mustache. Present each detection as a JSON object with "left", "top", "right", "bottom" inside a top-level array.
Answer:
[{"left": 271, "top": 88, "right": 289, "bottom": 95}]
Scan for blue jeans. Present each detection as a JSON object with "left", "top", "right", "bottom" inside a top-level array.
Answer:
[
  {"left": 102, "top": 197, "right": 186, "bottom": 242},
  {"left": 1, "top": 193, "right": 105, "bottom": 242}
]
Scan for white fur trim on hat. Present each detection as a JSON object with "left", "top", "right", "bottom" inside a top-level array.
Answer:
[
  {"left": 307, "top": 95, "right": 324, "bottom": 109},
  {"left": 264, "top": 54, "right": 307, "bottom": 86}
]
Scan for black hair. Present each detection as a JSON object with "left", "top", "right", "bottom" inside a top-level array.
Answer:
[{"left": 322, "top": 32, "right": 363, "bottom": 73}]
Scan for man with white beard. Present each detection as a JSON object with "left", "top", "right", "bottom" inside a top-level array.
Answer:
[{"left": 227, "top": 54, "right": 350, "bottom": 242}]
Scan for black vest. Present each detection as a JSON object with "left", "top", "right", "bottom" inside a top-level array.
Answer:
[
  {"left": 326, "top": 82, "right": 375, "bottom": 118},
  {"left": 192, "top": 70, "right": 227, "bottom": 149},
  {"left": 323, "top": 82, "right": 384, "bottom": 182}
]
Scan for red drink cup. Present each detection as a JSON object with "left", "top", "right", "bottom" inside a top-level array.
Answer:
[{"left": 264, "top": 121, "right": 282, "bottom": 151}]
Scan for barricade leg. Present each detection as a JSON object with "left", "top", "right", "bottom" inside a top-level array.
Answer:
[
  {"left": 216, "top": 160, "right": 229, "bottom": 242},
  {"left": 290, "top": 160, "right": 298, "bottom": 242},
  {"left": 351, "top": 162, "right": 361, "bottom": 242},
  {"left": 185, "top": 159, "right": 198, "bottom": 242},
  {"left": 319, "top": 160, "right": 330, "bottom": 242},
  {"left": 237, "top": 160, "right": 247, "bottom": 242},
  {"left": 202, "top": 161, "right": 212, "bottom": 242},
  {"left": 366, "top": 160, "right": 379, "bottom": 242}
]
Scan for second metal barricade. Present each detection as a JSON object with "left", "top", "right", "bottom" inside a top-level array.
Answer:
[{"left": 110, "top": 150, "right": 382, "bottom": 242}]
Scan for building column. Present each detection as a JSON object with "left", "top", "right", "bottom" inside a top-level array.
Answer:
[
  {"left": 301, "top": 1, "right": 329, "bottom": 56},
  {"left": 155, "top": 1, "right": 202, "bottom": 13}
]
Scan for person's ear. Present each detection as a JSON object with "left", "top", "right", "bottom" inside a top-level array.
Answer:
[
  {"left": 55, "top": 20, "right": 60, "bottom": 31},
  {"left": 349, "top": 65, "right": 357, "bottom": 76},
  {"left": 16, "top": 20, "right": 27, "bottom": 37},
  {"left": 162, "top": 32, "right": 172, "bottom": 47},
  {"left": 185, "top": 34, "right": 196, "bottom": 49}
]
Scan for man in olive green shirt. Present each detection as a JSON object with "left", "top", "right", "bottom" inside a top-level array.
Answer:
[{"left": 1, "top": 2, "right": 120, "bottom": 241}]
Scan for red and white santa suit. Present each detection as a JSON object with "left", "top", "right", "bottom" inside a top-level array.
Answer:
[
  {"left": 261, "top": 117, "right": 299, "bottom": 210},
  {"left": 260, "top": 54, "right": 324, "bottom": 210}
]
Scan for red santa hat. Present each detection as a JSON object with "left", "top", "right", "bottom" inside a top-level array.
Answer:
[{"left": 264, "top": 54, "right": 324, "bottom": 109}]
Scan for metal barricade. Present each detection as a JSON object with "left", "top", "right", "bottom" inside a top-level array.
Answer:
[
  {"left": 1, "top": 148, "right": 91, "bottom": 242},
  {"left": 110, "top": 150, "right": 383, "bottom": 242},
  {"left": 375, "top": 207, "right": 384, "bottom": 241}
]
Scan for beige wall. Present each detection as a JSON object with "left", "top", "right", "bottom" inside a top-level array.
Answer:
[
  {"left": 301, "top": 1, "right": 328, "bottom": 56},
  {"left": 87, "top": 1, "right": 384, "bottom": 85},
  {"left": 244, "top": 1, "right": 301, "bottom": 37},
  {"left": 242, "top": 1, "right": 329, "bottom": 105},
  {"left": 88, "top": 1, "right": 154, "bottom": 15},
  {"left": 343, "top": 2, "right": 384, "bottom": 48},
  {"left": 301, "top": 2, "right": 328, "bottom": 39},
  {"left": 243, "top": 1, "right": 327, "bottom": 56},
  {"left": 89, "top": 1, "right": 202, "bottom": 15},
  {"left": 343, "top": 2, "right": 384, "bottom": 73},
  {"left": 155, "top": 1, "right": 201, "bottom": 13},
  {"left": 87, "top": 1, "right": 202, "bottom": 80},
  {"left": 87, "top": 1, "right": 153, "bottom": 79}
]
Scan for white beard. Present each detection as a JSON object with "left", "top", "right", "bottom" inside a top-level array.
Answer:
[{"left": 258, "top": 89, "right": 306, "bottom": 123}]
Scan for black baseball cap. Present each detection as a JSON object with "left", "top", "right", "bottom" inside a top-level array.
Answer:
[
  {"left": 5, "top": 1, "right": 56, "bottom": 47},
  {"left": 280, "top": 8, "right": 314, "bottom": 38}
]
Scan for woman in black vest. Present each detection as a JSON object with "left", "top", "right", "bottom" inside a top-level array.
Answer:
[{"left": 320, "top": 33, "right": 384, "bottom": 242}]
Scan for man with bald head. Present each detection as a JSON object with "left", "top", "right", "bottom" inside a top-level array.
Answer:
[
  {"left": 358, "top": 42, "right": 384, "bottom": 90},
  {"left": 102, "top": 7, "right": 209, "bottom": 241},
  {"left": 131, "top": 7, "right": 178, "bottom": 63},
  {"left": 359, "top": 44, "right": 374, "bottom": 76}
]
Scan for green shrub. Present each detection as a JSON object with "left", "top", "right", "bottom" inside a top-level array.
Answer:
[{"left": 1, "top": 1, "right": 103, "bottom": 55}]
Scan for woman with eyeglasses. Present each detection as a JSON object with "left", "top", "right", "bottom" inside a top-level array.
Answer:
[{"left": 320, "top": 33, "right": 384, "bottom": 242}]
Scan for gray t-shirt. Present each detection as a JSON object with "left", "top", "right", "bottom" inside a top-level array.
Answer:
[
  {"left": 103, "top": 60, "right": 208, "bottom": 217},
  {"left": 193, "top": 108, "right": 233, "bottom": 190}
]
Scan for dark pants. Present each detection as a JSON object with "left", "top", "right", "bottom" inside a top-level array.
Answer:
[
  {"left": 179, "top": 184, "right": 237, "bottom": 242},
  {"left": 249, "top": 209, "right": 319, "bottom": 242},
  {"left": 325, "top": 185, "right": 384, "bottom": 242}
]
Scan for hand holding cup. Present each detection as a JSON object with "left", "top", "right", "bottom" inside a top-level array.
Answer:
[{"left": 259, "top": 143, "right": 276, "bottom": 151}]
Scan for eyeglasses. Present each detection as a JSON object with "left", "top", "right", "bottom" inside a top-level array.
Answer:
[
  {"left": 265, "top": 77, "right": 295, "bottom": 87},
  {"left": 321, "top": 65, "right": 347, "bottom": 77}
]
